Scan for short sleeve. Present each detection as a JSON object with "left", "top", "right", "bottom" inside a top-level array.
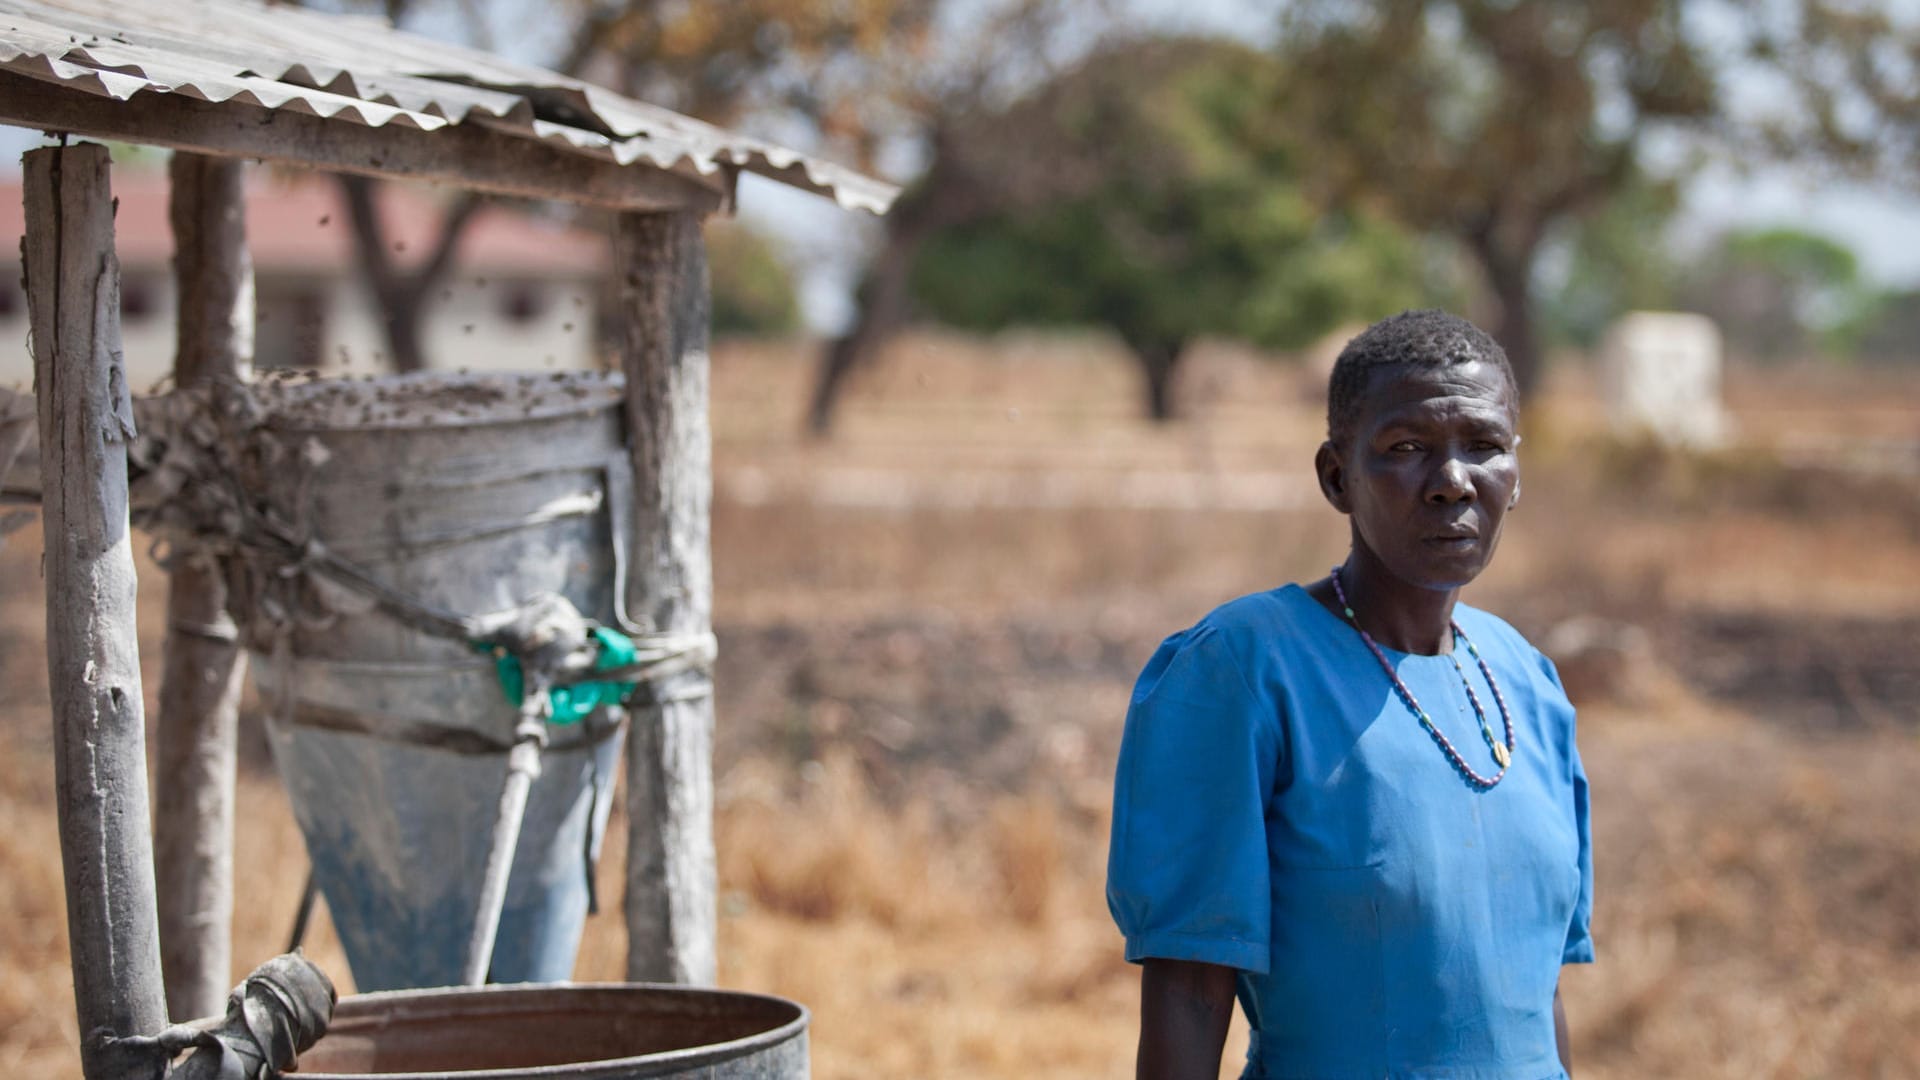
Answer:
[
  {"left": 1106, "top": 623, "right": 1282, "bottom": 975},
  {"left": 1562, "top": 739, "right": 1595, "bottom": 964},
  {"left": 1534, "top": 649, "right": 1596, "bottom": 966}
]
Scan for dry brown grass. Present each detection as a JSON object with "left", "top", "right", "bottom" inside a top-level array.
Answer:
[{"left": 4, "top": 334, "right": 1919, "bottom": 1078}]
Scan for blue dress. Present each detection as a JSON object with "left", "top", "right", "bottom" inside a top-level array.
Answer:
[{"left": 1107, "top": 585, "right": 1593, "bottom": 1080}]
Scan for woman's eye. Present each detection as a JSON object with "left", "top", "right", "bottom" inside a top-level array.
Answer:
[
  {"left": 1390, "top": 441, "right": 1421, "bottom": 453},
  {"left": 1473, "top": 441, "right": 1506, "bottom": 453}
]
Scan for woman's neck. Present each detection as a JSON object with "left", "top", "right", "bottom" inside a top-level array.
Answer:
[{"left": 1334, "top": 547, "right": 1459, "bottom": 655}]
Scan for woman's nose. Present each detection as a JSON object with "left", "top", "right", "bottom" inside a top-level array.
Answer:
[{"left": 1426, "top": 457, "right": 1475, "bottom": 504}]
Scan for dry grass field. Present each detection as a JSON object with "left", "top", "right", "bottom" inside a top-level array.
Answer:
[{"left": 3, "top": 331, "right": 1919, "bottom": 1078}]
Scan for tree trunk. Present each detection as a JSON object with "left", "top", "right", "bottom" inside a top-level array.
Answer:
[
  {"left": 613, "top": 210, "right": 717, "bottom": 986},
  {"left": 25, "top": 142, "right": 170, "bottom": 1080},
  {"left": 1131, "top": 339, "right": 1186, "bottom": 423},
  {"left": 805, "top": 331, "right": 866, "bottom": 437},
  {"left": 337, "top": 175, "right": 480, "bottom": 375},
  {"left": 379, "top": 288, "right": 432, "bottom": 375},
  {"left": 1478, "top": 243, "right": 1542, "bottom": 401},
  {"left": 805, "top": 138, "right": 983, "bottom": 437},
  {"left": 155, "top": 152, "right": 252, "bottom": 1023},
  {"left": 804, "top": 222, "right": 930, "bottom": 437}
]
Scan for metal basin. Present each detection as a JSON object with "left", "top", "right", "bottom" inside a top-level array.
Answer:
[{"left": 291, "top": 984, "right": 809, "bottom": 1078}]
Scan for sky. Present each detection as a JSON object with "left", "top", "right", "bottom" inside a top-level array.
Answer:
[{"left": 4, "top": 0, "right": 1920, "bottom": 333}]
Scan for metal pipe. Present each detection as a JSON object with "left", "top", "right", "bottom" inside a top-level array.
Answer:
[
  {"left": 286, "top": 870, "right": 318, "bottom": 954},
  {"left": 462, "top": 707, "right": 547, "bottom": 986}
]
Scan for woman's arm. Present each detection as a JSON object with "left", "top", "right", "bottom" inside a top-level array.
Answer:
[
  {"left": 1554, "top": 983, "right": 1572, "bottom": 1077},
  {"left": 1137, "top": 958, "right": 1238, "bottom": 1080}
]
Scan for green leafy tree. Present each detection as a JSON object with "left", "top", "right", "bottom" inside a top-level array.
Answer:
[
  {"left": 795, "top": 0, "right": 1120, "bottom": 435},
  {"left": 1851, "top": 289, "right": 1920, "bottom": 367},
  {"left": 1683, "top": 227, "right": 1878, "bottom": 362},
  {"left": 707, "top": 223, "right": 802, "bottom": 338},
  {"left": 908, "top": 40, "right": 1438, "bottom": 420},
  {"left": 1272, "top": 0, "right": 1721, "bottom": 397},
  {"left": 1537, "top": 178, "right": 1685, "bottom": 349}
]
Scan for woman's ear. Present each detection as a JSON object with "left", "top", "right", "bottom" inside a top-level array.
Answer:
[{"left": 1315, "top": 441, "right": 1351, "bottom": 514}]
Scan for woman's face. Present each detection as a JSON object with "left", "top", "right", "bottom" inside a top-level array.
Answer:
[{"left": 1318, "top": 358, "right": 1521, "bottom": 591}]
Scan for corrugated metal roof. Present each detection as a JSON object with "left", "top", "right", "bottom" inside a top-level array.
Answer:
[{"left": 0, "top": 0, "right": 898, "bottom": 214}]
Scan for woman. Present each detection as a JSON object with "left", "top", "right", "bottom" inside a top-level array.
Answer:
[{"left": 1107, "top": 310, "right": 1593, "bottom": 1080}]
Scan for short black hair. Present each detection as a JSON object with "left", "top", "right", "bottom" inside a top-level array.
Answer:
[{"left": 1326, "top": 309, "right": 1517, "bottom": 446}]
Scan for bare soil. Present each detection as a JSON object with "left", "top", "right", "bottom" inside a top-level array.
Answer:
[{"left": 4, "top": 333, "right": 1918, "bottom": 1078}]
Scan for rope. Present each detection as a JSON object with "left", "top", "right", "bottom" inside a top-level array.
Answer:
[{"left": 104, "top": 952, "right": 335, "bottom": 1080}]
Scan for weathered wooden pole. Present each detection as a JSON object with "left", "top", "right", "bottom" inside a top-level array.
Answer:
[
  {"left": 615, "top": 210, "right": 717, "bottom": 985},
  {"left": 154, "top": 151, "right": 253, "bottom": 1021},
  {"left": 24, "top": 142, "right": 169, "bottom": 1079}
]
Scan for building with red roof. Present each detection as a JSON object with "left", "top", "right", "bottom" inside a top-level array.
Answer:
[{"left": 0, "top": 166, "right": 613, "bottom": 388}]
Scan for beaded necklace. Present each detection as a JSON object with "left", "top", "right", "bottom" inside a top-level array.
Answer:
[{"left": 1329, "top": 566, "right": 1516, "bottom": 790}]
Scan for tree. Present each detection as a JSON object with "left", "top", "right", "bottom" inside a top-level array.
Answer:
[
  {"left": 336, "top": 176, "right": 482, "bottom": 373},
  {"left": 1272, "top": 0, "right": 1721, "bottom": 397},
  {"left": 301, "top": 0, "right": 935, "bottom": 371},
  {"left": 1536, "top": 178, "right": 1684, "bottom": 349},
  {"left": 1851, "top": 289, "right": 1920, "bottom": 367},
  {"left": 708, "top": 222, "right": 801, "bottom": 337},
  {"left": 801, "top": 0, "right": 1112, "bottom": 434},
  {"left": 909, "top": 40, "right": 1439, "bottom": 420},
  {"left": 1682, "top": 227, "right": 1877, "bottom": 362},
  {"left": 287, "top": 1, "right": 596, "bottom": 372},
  {"left": 1748, "top": 1, "right": 1920, "bottom": 185}
]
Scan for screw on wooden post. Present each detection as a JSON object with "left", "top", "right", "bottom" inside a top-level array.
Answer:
[
  {"left": 24, "top": 141, "right": 170, "bottom": 1079},
  {"left": 154, "top": 151, "right": 254, "bottom": 1023},
  {"left": 615, "top": 209, "right": 717, "bottom": 986}
]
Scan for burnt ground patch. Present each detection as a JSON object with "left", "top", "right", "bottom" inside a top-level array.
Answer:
[{"left": 1658, "top": 611, "right": 1920, "bottom": 732}]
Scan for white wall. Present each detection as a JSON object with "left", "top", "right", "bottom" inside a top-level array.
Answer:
[
  {"left": 0, "top": 259, "right": 179, "bottom": 390},
  {"left": 0, "top": 264, "right": 606, "bottom": 387}
]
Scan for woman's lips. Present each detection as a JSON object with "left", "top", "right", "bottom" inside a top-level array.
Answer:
[{"left": 1424, "top": 535, "right": 1479, "bottom": 550}]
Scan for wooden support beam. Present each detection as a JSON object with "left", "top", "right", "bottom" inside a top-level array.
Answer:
[
  {"left": 153, "top": 152, "right": 251, "bottom": 1022},
  {"left": 616, "top": 210, "right": 717, "bottom": 986},
  {"left": 25, "top": 142, "right": 169, "bottom": 1080},
  {"left": 0, "top": 71, "right": 726, "bottom": 215}
]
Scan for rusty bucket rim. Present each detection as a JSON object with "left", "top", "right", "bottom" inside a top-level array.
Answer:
[{"left": 290, "top": 981, "right": 809, "bottom": 1080}]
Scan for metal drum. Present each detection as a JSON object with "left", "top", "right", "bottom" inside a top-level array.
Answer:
[
  {"left": 247, "top": 372, "right": 631, "bottom": 990},
  {"left": 293, "top": 985, "right": 809, "bottom": 1079}
]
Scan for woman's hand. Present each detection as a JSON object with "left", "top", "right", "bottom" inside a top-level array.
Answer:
[{"left": 1137, "top": 958, "right": 1237, "bottom": 1080}]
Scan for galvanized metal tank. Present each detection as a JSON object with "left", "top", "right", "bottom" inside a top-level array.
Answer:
[
  {"left": 293, "top": 984, "right": 809, "bottom": 1079},
  {"left": 246, "top": 372, "right": 631, "bottom": 990}
]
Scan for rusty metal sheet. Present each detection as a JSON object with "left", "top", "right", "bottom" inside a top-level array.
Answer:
[{"left": 0, "top": 0, "right": 897, "bottom": 213}]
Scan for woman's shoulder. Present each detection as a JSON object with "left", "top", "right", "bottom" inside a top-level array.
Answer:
[
  {"left": 1144, "top": 584, "right": 1329, "bottom": 681},
  {"left": 1130, "top": 586, "right": 1321, "bottom": 723},
  {"left": 1190, "top": 583, "right": 1328, "bottom": 650}
]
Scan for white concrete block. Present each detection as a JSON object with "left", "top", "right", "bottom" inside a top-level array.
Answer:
[{"left": 1599, "top": 311, "right": 1729, "bottom": 448}]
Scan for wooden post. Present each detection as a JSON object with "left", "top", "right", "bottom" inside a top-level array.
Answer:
[
  {"left": 154, "top": 152, "right": 253, "bottom": 1021},
  {"left": 615, "top": 210, "right": 717, "bottom": 986},
  {"left": 24, "top": 142, "right": 169, "bottom": 1079}
]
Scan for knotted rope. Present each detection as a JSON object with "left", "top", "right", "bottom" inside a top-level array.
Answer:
[{"left": 106, "top": 953, "right": 335, "bottom": 1080}]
